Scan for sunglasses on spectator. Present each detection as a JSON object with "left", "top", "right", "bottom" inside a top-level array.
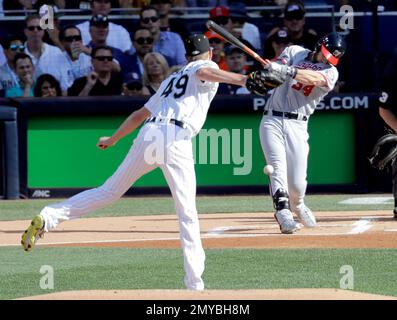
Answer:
[
  {"left": 64, "top": 35, "right": 82, "bottom": 42},
  {"left": 9, "top": 44, "right": 25, "bottom": 51},
  {"left": 27, "top": 25, "right": 43, "bottom": 31},
  {"left": 211, "top": 17, "right": 229, "bottom": 25},
  {"left": 141, "top": 16, "right": 159, "bottom": 24},
  {"left": 94, "top": 0, "right": 111, "bottom": 3},
  {"left": 209, "top": 38, "right": 222, "bottom": 44},
  {"left": 94, "top": 56, "right": 113, "bottom": 61},
  {"left": 135, "top": 37, "right": 154, "bottom": 45}
]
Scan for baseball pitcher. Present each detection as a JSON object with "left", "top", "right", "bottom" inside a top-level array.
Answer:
[
  {"left": 21, "top": 34, "right": 249, "bottom": 291},
  {"left": 246, "top": 32, "right": 346, "bottom": 233}
]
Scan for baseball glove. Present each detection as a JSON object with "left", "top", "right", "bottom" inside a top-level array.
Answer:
[
  {"left": 246, "top": 69, "right": 284, "bottom": 96},
  {"left": 368, "top": 133, "right": 397, "bottom": 170}
]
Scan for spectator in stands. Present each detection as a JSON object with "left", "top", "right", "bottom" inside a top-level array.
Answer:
[
  {"left": 77, "top": 0, "right": 133, "bottom": 52},
  {"left": 267, "top": 28, "right": 291, "bottom": 60},
  {"left": 142, "top": 52, "right": 169, "bottom": 95},
  {"left": 122, "top": 79, "right": 150, "bottom": 96},
  {"left": 209, "top": 5, "right": 233, "bottom": 33},
  {"left": 0, "top": 46, "right": 5, "bottom": 67},
  {"left": 139, "top": 6, "right": 186, "bottom": 67},
  {"left": 229, "top": 2, "right": 261, "bottom": 52},
  {"left": 264, "top": 0, "right": 317, "bottom": 59},
  {"left": 23, "top": 14, "right": 66, "bottom": 86},
  {"left": 68, "top": 45, "right": 122, "bottom": 96},
  {"left": 0, "top": 35, "right": 25, "bottom": 96},
  {"left": 37, "top": 4, "right": 64, "bottom": 50},
  {"left": 204, "top": 30, "right": 228, "bottom": 71},
  {"left": 3, "top": 0, "right": 65, "bottom": 15},
  {"left": 87, "top": 14, "right": 129, "bottom": 76},
  {"left": 5, "top": 53, "right": 35, "bottom": 98},
  {"left": 33, "top": 73, "right": 62, "bottom": 97},
  {"left": 150, "top": 0, "right": 190, "bottom": 40},
  {"left": 124, "top": 28, "right": 155, "bottom": 82},
  {"left": 58, "top": 25, "right": 93, "bottom": 91},
  {"left": 118, "top": 0, "right": 148, "bottom": 12},
  {"left": 218, "top": 45, "right": 249, "bottom": 94}
]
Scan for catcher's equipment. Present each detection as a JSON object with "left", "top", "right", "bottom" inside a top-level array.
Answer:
[
  {"left": 314, "top": 32, "right": 346, "bottom": 66},
  {"left": 368, "top": 134, "right": 397, "bottom": 170},
  {"left": 246, "top": 69, "right": 284, "bottom": 96}
]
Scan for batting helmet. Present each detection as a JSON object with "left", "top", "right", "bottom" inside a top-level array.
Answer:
[{"left": 314, "top": 32, "right": 346, "bottom": 66}]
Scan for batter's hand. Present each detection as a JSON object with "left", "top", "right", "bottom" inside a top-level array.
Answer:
[
  {"left": 266, "top": 62, "right": 297, "bottom": 81},
  {"left": 97, "top": 136, "right": 115, "bottom": 150}
]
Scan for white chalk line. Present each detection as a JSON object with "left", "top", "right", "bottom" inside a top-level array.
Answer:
[
  {"left": 0, "top": 231, "right": 368, "bottom": 248},
  {"left": 0, "top": 218, "right": 381, "bottom": 248},
  {"left": 347, "top": 217, "right": 375, "bottom": 234}
]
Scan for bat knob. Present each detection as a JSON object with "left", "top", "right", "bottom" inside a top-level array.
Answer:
[{"left": 206, "top": 20, "right": 214, "bottom": 29}]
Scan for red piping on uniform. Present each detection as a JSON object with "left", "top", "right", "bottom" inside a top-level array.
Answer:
[{"left": 321, "top": 44, "right": 338, "bottom": 66}]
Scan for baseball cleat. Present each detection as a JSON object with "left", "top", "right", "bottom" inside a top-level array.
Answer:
[
  {"left": 295, "top": 205, "right": 317, "bottom": 228},
  {"left": 21, "top": 215, "right": 45, "bottom": 252},
  {"left": 274, "top": 209, "right": 302, "bottom": 234}
]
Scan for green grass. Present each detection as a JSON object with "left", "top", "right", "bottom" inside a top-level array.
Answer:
[
  {"left": 0, "top": 247, "right": 396, "bottom": 300},
  {"left": 0, "top": 194, "right": 393, "bottom": 221}
]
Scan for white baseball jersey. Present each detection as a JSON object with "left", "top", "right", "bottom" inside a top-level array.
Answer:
[
  {"left": 145, "top": 59, "right": 219, "bottom": 136},
  {"left": 260, "top": 45, "right": 340, "bottom": 228},
  {"left": 37, "top": 58, "right": 220, "bottom": 291},
  {"left": 266, "top": 45, "right": 339, "bottom": 116}
]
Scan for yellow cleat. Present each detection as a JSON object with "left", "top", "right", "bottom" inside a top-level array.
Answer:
[{"left": 21, "top": 215, "right": 45, "bottom": 252}]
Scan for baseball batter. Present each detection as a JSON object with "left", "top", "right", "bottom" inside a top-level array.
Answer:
[
  {"left": 251, "top": 32, "right": 346, "bottom": 233},
  {"left": 21, "top": 34, "right": 248, "bottom": 291}
]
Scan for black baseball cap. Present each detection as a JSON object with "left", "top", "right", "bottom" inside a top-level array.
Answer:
[
  {"left": 284, "top": 2, "right": 305, "bottom": 20},
  {"left": 90, "top": 14, "right": 109, "bottom": 27},
  {"left": 184, "top": 34, "right": 210, "bottom": 57},
  {"left": 271, "top": 29, "right": 291, "bottom": 44}
]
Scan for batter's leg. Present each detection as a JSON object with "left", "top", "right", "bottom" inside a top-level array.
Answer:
[
  {"left": 160, "top": 138, "right": 205, "bottom": 291},
  {"left": 284, "top": 120, "right": 316, "bottom": 227},
  {"left": 259, "top": 116, "right": 300, "bottom": 233},
  {"left": 39, "top": 128, "right": 157, "bottom": 231},
  {"left": 259, "top": 116, "right": 288, "bottom": 194}
]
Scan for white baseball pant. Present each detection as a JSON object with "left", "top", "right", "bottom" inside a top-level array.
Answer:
[
  {"left": 259, "top": 115, "right": 309, "bottom": 212},
  {"left": 39, "top": 122, "right": 205, "bottom": 290}
]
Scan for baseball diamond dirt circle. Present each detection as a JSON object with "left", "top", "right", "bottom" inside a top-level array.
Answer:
[{"left": 1, "top": 210, "right": 397, "bottom": 299}]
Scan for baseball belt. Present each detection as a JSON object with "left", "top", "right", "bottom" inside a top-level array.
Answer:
[
  {"left": 263, "top": 110, "right": 308, "bottom": 121},
  {"left": 146, "top": 117, "right": 187, "bottom": 129}
]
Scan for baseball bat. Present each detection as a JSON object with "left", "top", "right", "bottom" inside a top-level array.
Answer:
[{"left": 206, "top": 20, "right": 270, "bottom": 66}]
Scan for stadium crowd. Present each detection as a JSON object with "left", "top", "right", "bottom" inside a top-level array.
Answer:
[{"left": 0, "top": 0, "right": 396, "bottom": 98}]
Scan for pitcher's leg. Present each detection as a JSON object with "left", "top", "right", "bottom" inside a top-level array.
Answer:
[
  {"left": 161, "top": 140, "right": 205, "bottom": 290},
  {"left": 40, "top": 135, "right": 155, "bottom": 231}
]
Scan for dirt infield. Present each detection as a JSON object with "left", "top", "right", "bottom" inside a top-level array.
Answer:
[
  {"left": 1, "top": 210, "right": 397, "bottom": 249},
  {"left": 18, "top": 289, "right": 397, "bottom": 300},
  {"left": 3, "top": 210, "right": 397, "bottom": 300}
]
